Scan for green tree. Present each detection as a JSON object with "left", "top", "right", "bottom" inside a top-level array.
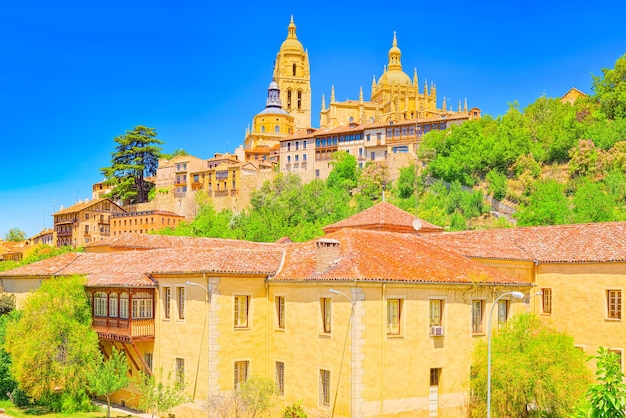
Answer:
[
  {"left": 486, "top": 169, "right": 507, "bottom": 200},
  {"left": 592, "top": 53, "right": 626, "bottom": 120},
  {"left": 87, "top": 348, "right": 130, "bottom": 418},
  {"left": 4, "top": 275, "right": 99, "bottom": 410},
  {"left": 326, "top": 151, "right": 358, "bottom": 191},
  {"left": 101, "top": 125, "right": 163, "bottom": 204},
  {"left": 584, "top": 347, "right": 626, "bottom": 418},
  {"left": 0, "top": 310, "right": 18, "bottom": 400},
  {"left": 395, "top": 165, "right": 417, "bottom": 199},
  {"left": 516, "top": 179, "right": 570, "bottom": 226},
  {"left": 0, "top": 292, "right": 15, "bottom": 316},
  {"left": 3, "top": 228, "right": 26, "bottom": 242},
  {"left": 134, "top": 368, "right": 187, "bottom": 418},
  {"left": 470, "top": 313, "right": 590, "bottom": 417},
  {"left": 572, "top": 178, "right": 615, "bottom": 223}
]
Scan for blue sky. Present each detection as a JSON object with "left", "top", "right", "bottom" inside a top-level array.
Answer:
[{"left": 1, "top": 0, "right": 625, "bottom": 238}]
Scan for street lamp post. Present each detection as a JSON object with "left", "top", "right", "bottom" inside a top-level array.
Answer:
[
  {"left": 487, "top": 291, "right": 524, "bottom": 418},
  {"left": 329, "top": 288, "right": 356, "bottom": 418},
  {"left": 186, "top": 281, "right": 212, "bottom": 418}
]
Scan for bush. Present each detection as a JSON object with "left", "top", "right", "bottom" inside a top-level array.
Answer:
[{"left": 282, "top": 401, "right": 308, "bottom": 417}]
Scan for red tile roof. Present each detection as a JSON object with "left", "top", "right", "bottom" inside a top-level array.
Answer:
[
  {"left": 423, "top": 222, "right": 626, "bottom": 263},
  {"left": 52, "top": 198, "right": 124, "bottom": 216},
  {"left": 323, "top": 202, "right": 443, "bottom": 234},
  {"left": 273, "top": 228, "right": 527, "bottom": 285},
  {"left": 0, "top": 245, "right": 284, "bottom": 287},
  {"left": 85, "top": 233, "right": 281, "bottom": 251}
]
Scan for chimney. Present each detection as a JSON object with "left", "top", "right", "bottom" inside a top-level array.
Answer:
[{"left": 316, "top": 238, "right": 340, "bottom": 272}]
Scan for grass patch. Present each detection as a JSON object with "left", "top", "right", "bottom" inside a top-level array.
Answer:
[{"left": 0, "top": 399, "right": 135, "bottom": 417}]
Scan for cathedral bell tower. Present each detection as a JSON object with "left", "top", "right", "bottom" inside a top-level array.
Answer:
[{"left": 274, "top": 16, "right": 312, "bottom": 130}]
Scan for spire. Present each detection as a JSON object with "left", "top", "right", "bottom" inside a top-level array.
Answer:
[
  {"left": 330, "top": 85, "right": 335, "bottom": 103},
  {"left": 359, "top": 86, "right": 363, "bottom": 102},
  {"left": 423, "top": 78, "right": 428, "bottom": 96},
  {"left": 413, "top": 68, "right": 418, "bottom": 85},
  {"left": 287, "top": 15, "right": 297, "bottom": 39},
  {"left": 464, "top": 98, "right": 468, "bottom": 112},
  {"left": 458, "top": 99, "right": 462, "bottom": 112},
  {"left": 321, "top": 94, "right": 326, "bottom": 111},
  {"left": 387, "top": 31, "right": 402, "bottom": 71},
  {"left": 372, "top": 75, "right": 377, "bottom": 92},
  {"left": 442, "top": 96, "right": 447, "bottom": 111}
]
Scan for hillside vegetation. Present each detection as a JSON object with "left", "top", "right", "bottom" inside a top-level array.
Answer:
[{"left": 159, "top": 54, "right": 626, "bottom": 242}]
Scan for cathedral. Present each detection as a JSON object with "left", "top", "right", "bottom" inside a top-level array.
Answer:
[{"left": 242, "top": 17, "right": 477, "bottom": 160}]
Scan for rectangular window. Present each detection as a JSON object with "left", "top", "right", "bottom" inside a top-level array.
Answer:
[
  {"left": 131, "top": 295, "right": 154, "bottom": 319},
  {"left": 144, "top": 353, "right": 153, "bottom": 372},
  {"left": 315, "top": 169, "right": 320, "bottom": 178},
  {"left": 120, "top": 293, "right": 129, "bottom": 319},
  {"left": 109, "top": 294, "right": 118, "bottom": 318},
  {"left": 387, "top": 299, "right": 402, "bottom": 335},
  {"left": 321, "top": 298, "right": 331, "bottom": 333},
  {"left": 608, "top": 290, "right": 622, "bottom": 319},
  {"left": 541, "top": 288, "right": 552, "bottom": 314},
  {"left": 276, "top": 361, "right": 285, "bottom": 396},
  {"left": 430, "top": 368, "right": 441, "bottom": 386},
  {"left": 234, "top": 295, "right": 249, "bottom": 328},
  {"left": 276, "top": 296, "right": 285, "bottom": 329},
  {"left": 472, "top": 300, "right": 484, "bottom": 334},
  {"left": 177, "top": 287, "right": 185, "bottom": 320},
  {"left": 94, "top": 292, "right": 107, "bottom": 317},
  {"left": 303, "top": 153, "right": 307, "bottom": 162},
  {"left": 319, "top": 369, "right": 331, "bottom": 406},
  {"left": 175, "top": 358, "right": 185, "bottom": 387},
  {"left": 303, "top": 140, "right": 307, "bottom": 149},
  {"left": 498, "top": 300, "right": 510, "bottom": 326},
  {"left": 429, "top": 299, "right": 443, "bottom": 326},
  {"left": 234, "top": 360, "right": 249, "bottom": 390},
  {"left": 164, "top": 287, "right": 171, "bottom": 319}
]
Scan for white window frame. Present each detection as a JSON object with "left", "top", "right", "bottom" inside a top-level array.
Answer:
[
  {"left": 94, "top": 292, "right": 107, "bottom": 317},
  {"left": 234, "top": 294, "right": 250, "bottom": 328},
  {"left": 164, "top": 287, "right": 171, "bottom": 319},
  {"left": 109, "top": 293, "right": 118, "bottom": 318},
  {"left": 320, "top": 297, "right": 332, "bottom": 334},
  {"left": 275, "top": 361, "right": 285, "bottom": 397},
  {"left": 319, "top": 369, "right": 331, "bottom": 406},
  {"left": 497, "top": 299, "right": 510, "bottom": 327},
  {"left": 385, "top": 295, "right": 405, "bottom": 337},
  {"left": 607, "top": 289, "right": 622, "bottom": 320},
  {"left": 276, "top": 296, "right": 285, "bottom": 330},
  {"left": 234, "top": 360, "right": 250, "bottom": 390},
  {"left": 119, "top": 292, "right": 129, "bottom": 319},
  {"left": 177, "top": 286, "right": 185, "bottom": 320},
  {"left": 472, "top": 300, "right": 485, "bottom": 334}
]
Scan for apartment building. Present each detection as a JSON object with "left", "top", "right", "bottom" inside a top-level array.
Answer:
[
  {"left": 51, "top": 198, "right": 126, "bottom": 247},
  {"left": 110, "top": 210, "right": 185, "bottom": 236}
]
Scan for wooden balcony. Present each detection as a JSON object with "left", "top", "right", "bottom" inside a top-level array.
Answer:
[{"left": 92, "top": 317, "right": 155, "bottom": 343}]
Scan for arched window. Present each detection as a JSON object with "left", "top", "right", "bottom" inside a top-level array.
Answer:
[
  {"left": 292, "top": 63, "right": 296, "bottom": 76},
  {"left": 297, "top": 91, "right": 302, "bottom": 109},
  {"left": 287, "top": 90, "right": 292, "bottom": 109},
  {"left": 109, "top": 293, "right": 118, "bottom": 318},
  {"left": 261, "top": 126, "right": 265, "bottom": 133},
  {"left": 275, "top": 125, "right": 280, "bottom": 132},
  {"left": 120, "top": 292, "right": 129, "bottom": 319},
  {"left": 94, "top": 292, "right": 107, "bottom": 317}
]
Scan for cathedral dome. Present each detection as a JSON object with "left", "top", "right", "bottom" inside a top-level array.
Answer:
[
  {"left": 280, "top": 16, "right": 304, "bottom": 52},
  {"left": 379, "top": 69, "right": 412, "bottom": 86}
]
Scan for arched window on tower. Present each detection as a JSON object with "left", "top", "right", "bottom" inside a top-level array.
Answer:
[
  {"left": 287, "top": 90, "right": 292, "bottom": 109},
  {"left": 261, "top": 126, "right": 265, "bottom": 133},
  {"left": 275, "top": 125, "right": 280, "bottom": 132},
  {"left": 292, "top": 63, "right": 296, "bottom": 76},
  {"left": 297, "top": 91, "right": 302, "bottom": 110}
]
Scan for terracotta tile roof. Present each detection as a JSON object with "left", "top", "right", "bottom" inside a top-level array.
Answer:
[
  {"left": 423, "top": 222, "right": 626, "bottom": 263},
  {"left": 52, "top": 198, "right": 124, "bottom": 216},
  {"left": 85, "top": 233, "right": 281, "bottom": 251},
  {"left": 272, "top": 228, "right": 527, "bottom": 285},
  {"left": 0, "top": 244, "right": 284, "bottom": 287},
  {"left": 323, "top": 202, "right": 443, "bottom": 234}
]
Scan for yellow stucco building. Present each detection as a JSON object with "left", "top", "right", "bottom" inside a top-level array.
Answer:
[{"left": 2, "top": 202, "right": 535, "bottom": 417}]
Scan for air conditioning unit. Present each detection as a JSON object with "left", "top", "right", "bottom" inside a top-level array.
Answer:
[{"left": 431, "top": 326, "right": 444, "bottom": 336}]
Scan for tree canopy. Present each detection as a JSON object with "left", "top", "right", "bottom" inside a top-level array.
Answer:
[
  {"left": 3, "top": 228, "right": 26, "bottom": 242},
  {"left": 4, "top": 275, "right": 100, "bottom": 409},
  {"left": 470, "top": 313, "right": 590, "bottom": 417},
  {"left": 101, "top": 125, "right": 163, "bottom": 204}
]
